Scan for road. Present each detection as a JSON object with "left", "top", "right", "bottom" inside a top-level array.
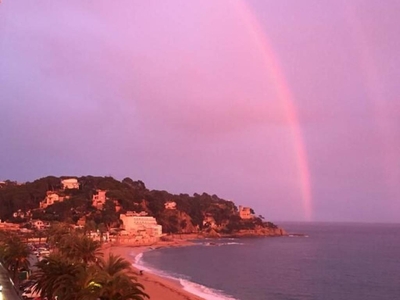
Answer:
[{"left": 0, "top": 263, "right": 21, "bottom": 300}]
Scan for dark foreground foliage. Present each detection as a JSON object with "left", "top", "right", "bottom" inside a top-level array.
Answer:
[{"left": 37, "top": 231, "right": 148, "bottom": 300}]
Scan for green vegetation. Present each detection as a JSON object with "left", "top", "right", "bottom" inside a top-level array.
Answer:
[
  {"left": 33, "top": 230, "right": 148, "bottom": 300},
  {"left": 0, "top": 232, "right": 31, "bottom": 286},
  {"left": 0, "top": 176, "right": 284, "bottom": 300},
  {"left": 0, "top": 176, "right": 281, "bottom": 235},
  {"left": 0, "top": 227, "right": 148, "bottom": 300}
]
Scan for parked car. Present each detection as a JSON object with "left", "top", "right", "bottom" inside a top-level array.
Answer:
[
  {"left": 22, "top": 288, "right": 40, "bottom": 299},
  {"left": 19, "top": 279, "right": 34, "bottom": 291},
  {"left": 39, "top": 250, "right": 50, "bottom": 256}
]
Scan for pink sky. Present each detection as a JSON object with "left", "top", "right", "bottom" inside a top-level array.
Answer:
[{"left": 1, "top": 0, "right": 399, "bottom": 222}]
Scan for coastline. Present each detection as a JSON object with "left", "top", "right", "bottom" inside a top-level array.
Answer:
[
  {"left": 104, "top": 240, "right": 205, "bottom": 300},
  {"left": 102, "top": 233, "right": 285, "bottom": 300}
]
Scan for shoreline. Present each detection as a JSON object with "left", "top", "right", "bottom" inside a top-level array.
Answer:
[
  {"left": 104, "top": 240, "right": 206, "bottom": 300},
  {"left": 103, "top": 234, "right": 286, "bottom": 299}
]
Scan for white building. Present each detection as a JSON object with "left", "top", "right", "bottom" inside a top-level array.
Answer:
[
  {"left": 40, "top": 192, "right": 64, "bottom": 209},
  {"left": 61, "top": 178, "right": 79, "bottom": 190},
  {"left": 32, "top": 220, "right": 48, "bottom": 230},
  {"left": 119, "top": 211, "right": 162, "bottom": 237},
  {"left": 164, "top": 201, "right": 177, "bottom": 210},
  {"left": 92, "top": 190, "right": 107, "bottom": 209},
  {"left": 238, "top": 205, "right": 254, "bottom": 220}
]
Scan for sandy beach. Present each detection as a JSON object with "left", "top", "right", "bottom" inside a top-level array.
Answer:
[{"left": 104, "top": 241, "right": 205, "bottom": 300}]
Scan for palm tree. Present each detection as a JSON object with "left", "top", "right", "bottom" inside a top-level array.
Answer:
[
  {"left": 33, "top": 253, "right": 148, "bottom": 300},
  {"left": 46, "top": 222, "right": 72, "bottom": 247},
  {"left": 0, "top": 233, "right": 31, "bottom": 286},
  {"left": 32, "top": 225, "right": 148, "bottom": 300},
  {"left": 33, "top": 253, "right": 92, "bottom": 300},
  {"left": 88, "top": 254, "right": 149, "bottom": 300},
  {"left": 59, "top": 234, "right": 103, "bottom": 264}
]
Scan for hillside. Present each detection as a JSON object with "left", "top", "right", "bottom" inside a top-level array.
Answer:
[{"left": 0, "top": 176, "right": 285, "bottom": 236}]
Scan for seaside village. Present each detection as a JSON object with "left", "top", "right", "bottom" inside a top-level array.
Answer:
[
  {"left": 0, "top": 178, "right": 255, "bottom": 244},
  {"left": 0, "top": 178, "right": 261, "bottom": 299}
]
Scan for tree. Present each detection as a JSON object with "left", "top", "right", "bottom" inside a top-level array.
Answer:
[
  {"left": 32, "top": 227, "right": 45, "bottom": 245},
  {"left": 58, "top": 234, "right": 103, "bottom": 264},
  {"left": 33, "top": 253, "right": 89, "bottom": 300},
  {"left": 0, "top": 233, "right": 31, "bottom": 286},
  {"left": 89, "top": 254, "right": 149, "bottom": 300},
  {"left": 85, "top": 220, "right": 97, "bottom": 233},
  {"left": 46, "top": 222, "right": 72, "bottom": 247},
  {"left": 33, "top": 252, "right": 148, "bottom": 300},
  {"left": 180, "top": 219, "right": 187, "bottom": 233}
]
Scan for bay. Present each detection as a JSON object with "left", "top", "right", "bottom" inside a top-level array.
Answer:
[{"left": 135, "top": 223, "right": 400, "bottom": 300}]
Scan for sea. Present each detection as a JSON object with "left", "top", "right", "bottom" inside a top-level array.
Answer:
[{"left": 131, "top": 223, "right": 400, "bottom": 300}]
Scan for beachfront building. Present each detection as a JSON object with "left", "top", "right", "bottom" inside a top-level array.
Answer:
[
  {"left": 61, "top": 178, "right": 80, "bottom": 190},
  {"left": 164, "top": 201, "right": 177, "bottom": 209},
  {"left": 0, "top": 221, "right": 20, "bottom": 231},
  {"left": 239, "top": 206, "right": 254, "bottom": 220},
  {"left": 119, "top": 211, "right": 162, "bottom": 238},
  {"left": 92, "top": 190, "right": 107, "bottom": 209},
  {"left": 32, "top": 220, "right": 49, "bottom": 230},
  {"left": 40, "top": 191, "right": 64, "bottom": 209}
]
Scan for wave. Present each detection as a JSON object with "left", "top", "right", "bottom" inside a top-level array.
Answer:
[
  {"left": 204, "top": 242, "right": 244, "bottom": 246},
  {"left": 131, "top": 250, "right": 237, "bottom": 300},
  {"left": 288, "top": 234, "right": 309, "bottom": 238},
  {"left": 133, "top": 252, "right": 142, "bottom": 264},
  {"left": 180, "top": 278, "right": 237, "bottom": 300},
  {"left": 131, "top": 252, "right": 183, "bottom": 280}
]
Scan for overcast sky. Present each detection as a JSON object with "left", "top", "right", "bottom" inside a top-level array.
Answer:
[{"left": 1, "top": 0, "right": 399, "bottom": 222}]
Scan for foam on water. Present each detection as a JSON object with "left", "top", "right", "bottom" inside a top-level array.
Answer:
[
  {"left": 179, "top": 278, "right": 237, "bottom": 300},
  {"left": 132, "top": 252, "right": 187, "bottom": 280},
  {"left": 131, "top": 250, "right": 236, "bottom": 300},
  {"left": 203, "top": 242, "right": 244, "bottom": 246},
  {"left": 222, "top": 242, "right": 244, "bottom": 245}
]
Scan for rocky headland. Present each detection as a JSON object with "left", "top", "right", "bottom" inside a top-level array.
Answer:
[{"left": 0, "top": 176, "right": 286, "bottom": 237}]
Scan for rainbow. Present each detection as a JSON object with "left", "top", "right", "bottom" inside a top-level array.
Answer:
[{"left": 234, "top": 1, "right": 313, "bottom": 220}]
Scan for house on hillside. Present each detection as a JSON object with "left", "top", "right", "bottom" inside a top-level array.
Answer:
[
  {"left": 92, "top": 190, "right": 107, "bottom": 209},
  {"left": 32, "top": 220, "right": 49, "bottom": 230},
  {"left": 40, "top": 191, "right": 64, "bottom": 209},
  {"left": 238, "top": 206, "right": 254, "bottom": 220},
  {"left": 61, "top": 178, "right": 79, "bottom": 190},
  {"left": 164, "top": 201, "right": 176, "bottom": 210}
]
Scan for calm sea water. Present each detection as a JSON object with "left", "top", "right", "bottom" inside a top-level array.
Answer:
[{"left": 132, "top": 223, "right": 400, "bottom": 300}]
